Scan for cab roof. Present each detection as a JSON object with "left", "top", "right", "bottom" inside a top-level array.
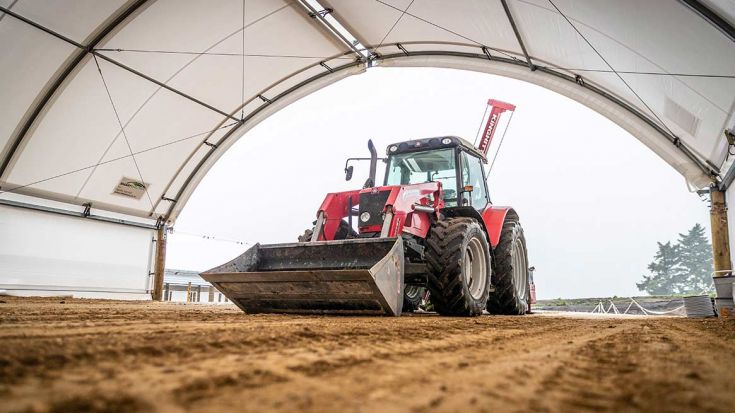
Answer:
[{"left": 386, "top": 136, "right": 487, "bottom": 162}]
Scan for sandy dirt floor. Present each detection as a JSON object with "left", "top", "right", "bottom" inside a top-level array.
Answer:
[{"left": 1, "top": 297, "right": 734, "bottom": 413}]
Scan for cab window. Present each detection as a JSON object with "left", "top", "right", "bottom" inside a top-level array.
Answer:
[
  {"left": 385, "top": 149, "right": 459, "bottom": 207},
  {"left": 461, "top": 152, "right": 488, "bottom": 209}
]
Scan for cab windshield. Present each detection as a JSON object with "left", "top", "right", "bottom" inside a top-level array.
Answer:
[{"left": 384, "top": 148, "right": 458, "bottom": 206}]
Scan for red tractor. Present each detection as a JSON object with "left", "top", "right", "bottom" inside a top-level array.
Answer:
[{"left": 203, "top": 102, "right": 533, "bottom": 316}]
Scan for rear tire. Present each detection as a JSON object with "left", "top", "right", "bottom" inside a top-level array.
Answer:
[
  {"left": 426, "top": 218, "right": 491, "bottom": 316},
  {"left": 487, "top": 219, "right": 529, "bottom": 315},
  {"left": 402, "top": 285, "right": 425, "bottom": 312}
]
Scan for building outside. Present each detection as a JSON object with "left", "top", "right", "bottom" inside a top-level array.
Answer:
[{"left": 163, "top": 269, "right": 228, "bottom": 303}]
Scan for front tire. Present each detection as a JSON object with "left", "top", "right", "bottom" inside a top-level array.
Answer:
[
  {"left": 487, "top": 219, "right": 529, "bottom": 315},
  {"left": 426, "top": 218, "right": 491, "bottom": 316}
]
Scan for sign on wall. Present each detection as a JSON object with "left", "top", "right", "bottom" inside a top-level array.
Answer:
[{"left": 113, "top": 177, "right": 149, "bottom": 199}]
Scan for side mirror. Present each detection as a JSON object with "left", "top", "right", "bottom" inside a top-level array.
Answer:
[{"left": 345, "top": 165, "right": 354, "bottom": 181}]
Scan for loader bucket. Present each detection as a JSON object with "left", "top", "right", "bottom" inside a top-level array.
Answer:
[{"left": 201, "top": 237, "right": 404, "bottom": 316}]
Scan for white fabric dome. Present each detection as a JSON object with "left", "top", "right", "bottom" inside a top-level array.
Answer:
[{"left": 1, "top": 0, "right": 733, "bottom": 223}]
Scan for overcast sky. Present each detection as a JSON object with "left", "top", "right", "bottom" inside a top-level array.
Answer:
[{"left": 165, "top": 67, "right": 711, "bottom": 299}]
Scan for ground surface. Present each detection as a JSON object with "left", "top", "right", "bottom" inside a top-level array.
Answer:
[{"left": 1, "top": 297, "right": 733, "bottom": 413}]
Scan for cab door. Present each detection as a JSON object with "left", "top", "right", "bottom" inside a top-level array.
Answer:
[{"left": 459, "top": 151, "right": 490, "bottom": 210}]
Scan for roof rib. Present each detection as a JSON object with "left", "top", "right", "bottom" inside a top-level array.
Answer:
[
  {"left": 0, "top": 0, "right": 150, "bottom": 180},
  {"left": 0, "top": 1, "right": 241, "bottom": 182},
  {"left": 297, "top": 0, "right": 369, "bottom": 59},
  {"left": 501, "top": 0, "right": 536, "bottom": 70},
  {"left": 679, "top": 0, "right": 735, "bottom": 42}
]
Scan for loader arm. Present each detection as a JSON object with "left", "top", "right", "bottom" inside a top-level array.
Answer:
[
  {"left": 200, "top": 183, "right": 444, "bottom": 316},
  {"left": 313, "top": 182, "right": 444, "bottom": 241}
]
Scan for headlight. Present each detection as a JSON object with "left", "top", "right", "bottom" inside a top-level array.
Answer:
[
  {"left": 441, "top": 138, "right": 452, "bottom": 145},
  {"left": 360, "top": 212, "right": 371, "bottom": 222},
  {"left": 389, "top": 145, "right": 398, "bottom": 152}
]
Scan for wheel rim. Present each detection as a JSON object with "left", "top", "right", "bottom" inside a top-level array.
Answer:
[
  {"left": 512, "top": 237, "right": 528, "bottom": 300},
  {"left": 464, "top": 237, "right": 488, "bottom": 300}
]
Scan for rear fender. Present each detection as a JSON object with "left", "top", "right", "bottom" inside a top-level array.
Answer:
[
  {"left": 428, "top": 206, "right": 520, "bottom": 248},
  {"left": 443, "top": 206, "right": 494, "bottom": 246},
  {"left": 481, "top": 206, "right": 518, "bottom": 248}
]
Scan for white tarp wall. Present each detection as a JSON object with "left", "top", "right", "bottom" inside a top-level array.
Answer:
[{"left": 0, "top": 202, "right": 154, "bottom": 299}]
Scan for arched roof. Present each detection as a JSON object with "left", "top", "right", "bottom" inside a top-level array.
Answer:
[{"left": 1, "top": 0, "right": 733, "bottom": 224}]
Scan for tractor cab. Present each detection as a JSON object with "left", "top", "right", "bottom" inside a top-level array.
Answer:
[{"left": 384, "top": 136, "right": 490, "bottom": 211}]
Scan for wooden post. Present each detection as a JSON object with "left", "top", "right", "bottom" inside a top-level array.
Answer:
[
  {"left": 207, "top": 286, "right": 215, "bottom": 302},
  {"left": 710, "top": 189, "right": 732, "bottom": 279},
  {"left": 186, "top": 281, "right": 192, "bottom": 303},
  {"left": 152, "top": 226, "right": 167, "bottom": 301}
]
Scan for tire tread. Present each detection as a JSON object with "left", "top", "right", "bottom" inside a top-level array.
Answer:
[
  {"left": 487, "top": 220, "right": 528, "bottom": 315},
  {"left": 426, "top": 218, "right": 489, "bottom": 316}
]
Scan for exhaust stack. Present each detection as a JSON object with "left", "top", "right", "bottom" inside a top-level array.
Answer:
[{"left": 364, "top": 139, "right": 378, "bottom": 188}]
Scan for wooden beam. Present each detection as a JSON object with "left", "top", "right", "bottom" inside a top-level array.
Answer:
[
  {"left": 709, "top": 189, "right": 732, "bottom": 280},
  {"left": 152, "top": 226, "right": 167, "bottom": 301}
]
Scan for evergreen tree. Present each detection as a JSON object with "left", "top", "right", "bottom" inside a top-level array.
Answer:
[
  {"left": 677, "top": 223, "right": 713, "bottom": 293},
  {"left": 637, "top": 241, "right": 683, "bottom": 295}
]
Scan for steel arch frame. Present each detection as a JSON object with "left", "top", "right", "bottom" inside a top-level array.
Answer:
[{"left": 163, "top": 43, "right": 718, "bottom": 222}]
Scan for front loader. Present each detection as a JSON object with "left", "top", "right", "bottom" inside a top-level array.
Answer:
[{"left": 202, "top": 100, "right": 532, "bottom": 316}]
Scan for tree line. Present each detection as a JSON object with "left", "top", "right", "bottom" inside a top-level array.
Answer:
[{"left": 637, "top": 223, "right": 713, "bottom": 295}]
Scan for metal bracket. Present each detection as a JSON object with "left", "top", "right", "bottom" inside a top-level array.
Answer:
[
  {"left": 396, "top": 43, "right": 410, "bottom": 56},
  {"left": 404, "top": 235, "right": 425, "bottom": 257},
  {"left": 725, "top": 129, "right": 735, "bottom": 146},
  {"left": 161, "top": 196, "right": 177, "bottom": 203},
  {"left": 258, "top": 94, "right": 271, "bottom": 104},
  {"left": 481, "top": 46, "right": 493, "bottom": 60},
  {"left": 155, "top": 216, "right": 166, "bottom": 229},
  {"left": 82, "top": 202, "right": 92, "bottom": 217},
  {"left": 367, "top": 52, "right": 380, "bottom": 68},
  {"left": 203, "top": 141, "right": 217, "bottom": 148},
  {"left": 575, "top": 75, "right": 585, "bottom": 86},
  {"left": 308, "top": 8, "right": 333, "bottom": 18},
  {"left": 319, "top": 61, "right": 334, "bottom": 73}
]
